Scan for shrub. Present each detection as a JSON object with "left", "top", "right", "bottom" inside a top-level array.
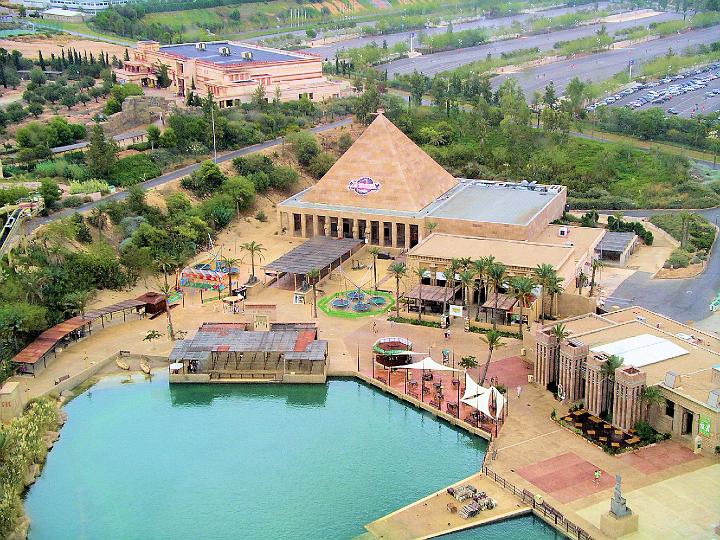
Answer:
[
  {"left": 269, "top": 165, "right": 298, "bottom": 190},
  {"left": 308, "top": 151, "right": 336, "bottom": 179},
  {"left": 286, "top": 131, "right": 320, "bottom": 166},
  {"left": 0, "top": 185, "right": 30, "bottom": 206},
  {"left": 61, "top": 195, "right": 85, "bottom": 208},
  {"left": 109, "top": 154, "right": 161, "bottom": 187},
  {"left": 255, "top": 210, "right": 267, "bottom": 222},
  {"left": 68, "top": 179, "right": 110, "bottom": 195},
  {"left": 127, "top": 141, "right": 151, "bottom": 151},
  {"left": 233, "top": 154, "right": 273, "bottom": 177},
  {"left": 665, "top": 248, "right": 690, "bottom": 269}
]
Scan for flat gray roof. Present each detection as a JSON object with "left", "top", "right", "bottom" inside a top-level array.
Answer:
[
  {"left": 426, "top": 182, "right": 560, "bottom": 225},
  {"left": 160, "top": 42, "right": 305, "bottom": 65},
  {"left": 596, "top": 231, "right": 637, "bottom": 253}
]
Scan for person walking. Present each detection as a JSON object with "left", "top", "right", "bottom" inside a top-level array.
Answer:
[
  {"left": 373, "top": 320, "right": 378, "bottom": 334},
  {"left": 516, "top": 386, "right": 522, "bottom": 398},
  {"left": 594, "top": 470, "right": 601, "bottom": 484}
]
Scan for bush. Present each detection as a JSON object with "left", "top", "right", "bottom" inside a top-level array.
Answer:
[
  {"left": 0, "top": 185, "right": 30, "bottom": 206},
  {"left": 68, "top": 179, "right": 110, "bottom": 195},
  {"left": 286, "top": 131, "right": 320, "bottom": 166},
  {"left": 665, "top": 248, "right": 691, "bottom": 269},
  {"left": 182, "top": 161, "right": 227, "bottom": 198},
  {"left": 109, "top": 154, "right": 161, "bottom": 187},
  {"left": 127, "top": 141, "right": 151, "bottom": 151},
  {"left": 61, "top": 195, "right": 86, "bottom": 208},
  {"left": 269, "top": 165, "right": 298, "bottom": 190},
  {"left": 308, "top": 151, "right": 336, "bottom": 179},
  {"left": 650, "top": 213, "right": 716, "bottom": 252},
  {"left": 233, "top": 154, "right": 273, "bottom": 176},
  {"left": 255, "top": 210, "right": 267, "bottom": 222}
]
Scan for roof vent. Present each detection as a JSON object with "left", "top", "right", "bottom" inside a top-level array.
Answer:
[
  {"left": 558, "top": 226, "right": 569, "bottom": 237},
  {"left": 219, "top": 46, "right": 231, "bottom": 56},
  {"left": 664, "top": 371, "right": 680, "bottom": 388},
  {"left": 195, "top": 42, "right": 206, "bottom": 50},
  {"left": 708, "top": 388, "right": 720, "bottom": 409},
  {"left": 241, "top": 51, "right": 253, "bottom": 60}
]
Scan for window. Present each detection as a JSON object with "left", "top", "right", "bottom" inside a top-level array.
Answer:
[{"left": 665, "top": 400, "right": 674, "bottom": 417}]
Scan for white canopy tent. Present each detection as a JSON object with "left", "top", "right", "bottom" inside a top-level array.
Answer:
[
  {"left": 461, "top": 386, "right": 506, "bottom": 420},
  {"left": 393, "top": 357, "right": 462, "bottom": 372},
  {"left": 462, "top": 372, "right": 486, "bottom": 401}
]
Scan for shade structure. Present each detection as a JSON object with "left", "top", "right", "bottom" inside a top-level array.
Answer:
[
  {"left": 169, "top": 362, "right": 184, "bottom": 371},
  {"left": 462, "top": 372, "right": 485, "bottom": 401},
  {"left": 462, "top": 391, "right": 493, "bottom": 419},
  {"left": 393, "top": 357, "right": 462, "bottom": 372},
  {"left": 492, "top": 387, "right": 506, "bottom": 419}
]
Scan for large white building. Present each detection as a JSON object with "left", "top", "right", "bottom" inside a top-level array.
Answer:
[{"left": 22, "top": 0, "right": 127, "bottom": 14}]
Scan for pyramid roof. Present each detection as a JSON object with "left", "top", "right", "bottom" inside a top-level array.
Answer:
[{"left": 301, "top": 114, "right": 457, "bottom": 212}]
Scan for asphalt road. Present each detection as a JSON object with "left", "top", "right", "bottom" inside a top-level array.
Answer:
[
  {"left": 377, "top": 11, "right": 681, "bottom": 77},
  {"left": 604, "top": 75, "right": 720, "bottom": 118},
  {"left": 490, "top": 25, "right": 720, "bottom": 96},
  {"left": 26, "top": 117, "right": 352, "bottom": 233},
  {"left": 600, "top": 208, "right": 720, "bottom": 323},
  {"left": 304, "top": 2, "right": 612, "bottom": 60}
]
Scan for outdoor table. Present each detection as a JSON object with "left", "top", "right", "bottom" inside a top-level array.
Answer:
[
  {"left": 599, "top": 436, "right": 607, "bottom": 442},
  {"left": 587, "top": 430, "right": 596, "bottom": 435},
  {"left": 423, "top": 373, "right": 434, "bottom": 381},
  {"left": 451, "top": 378, "right": 460, "bottom": 386},
  {"left": 408, "top": 380, "right": 418, "bottom": 387},
  {"left": 626, "top": 436, "right": 641, "bottom": 445},
  {"left": 603, "top": 424, "right": 611, "bottom": 429},
  {"left": 589, "top": 416, "right": 602, "bottom": 423},
  {"left": 611, "top": 442, "right": 620, "bottom": 448},
  {"left": 574, "top": 423, "right": 583, "bottom": 428},
  {"left": 433, "top": 382, "right": 442, "bottom": 389},
  {"left": 572, "top": 410, "right": 584, "bottom": 416}
]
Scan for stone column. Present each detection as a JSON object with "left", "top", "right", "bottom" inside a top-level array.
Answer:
[
  {"left": 534, "top": 330, "right": 559, "bottom": 389},
  {"left": 613, "top": 367, "right": 646, "bottom": 431},
  {"left": 352, "top": 218, "right": 359, "bottom": 240},
  {"left": 391, "top": 222, "right": 398, "bottom": 248},
  {"left": 559, "top": 340, "right": 588, "bottom": 404},
  {"left": 300, "top": 213, "right": 307, "bottom": 238},
  {"left": 404, "top": 223, "right": 410, "bottom": 250},
  {"left": 337, "top": 217, "right": 344, "bottom": 239},
  {"left": 324, "top": 216, "right": 331, "bottom": 237},
  {"left": 585, "top": 354, "right": 605, "bottom": 417}
]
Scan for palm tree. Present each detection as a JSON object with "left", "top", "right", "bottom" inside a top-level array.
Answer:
[
  {"left": 159, "top": 282, "right": 176, "bottom": 340},
  {"left": 389, "top": 262, "right": 406, "bottom": 318},
  {"left": 639, "top": 386, "right": 665, "bottom": 421},
  {"left": 548, "top": 323, "right": 570, "bottom": 387},
  {"left": 678, "top": 210, "right": 692, "bottom": 249},
  {"left": 458, "top": 269, "right": 475, "bottom": 308},
  {"left": 240, "top": 241, "right": 266, "bottom": 283},
  {"left": 459, "top": 355, "right": 479, "bottom": 384},
  {"left": 600, "top": 354, "right": 624, "bottom": 416},
  {"left": 414, "top": 266, "right": 428, "bottom": 321},
  {"left": 306, "top": 268, "right": 320, "bottom": 318},
  {"left": 369, "top": 246, "right": 380, "bottom": 290},
  {"left": 589, "top": 259, "right": 604, "bottom": 297},
  {"left": 154, "top": 254, "right": 178, "bottom": 288},
  {"left": 443, "top": 258, "right": 461, "bottom": 319},
  {"left": 89, "top": 207, "right": 108, "bottom": 239},
  {"left": 221, "top": 257, "right": 239, "bottom": 291},
  {"left": 487, "top": 262, "right": 507, "bottom": 329},
  {"left": 479, "top": 330, "right": 505, "bottom": 386},
  {"left": 547, "top": 275, "right": 564, "bottom": 319},
  {"left": 425, "top": 221, "right": 438, "bottom": 235},
  {"left": 533, "top": 263, "right": 555, "bottom": 324},
  {"left": 577, "top": 270, "right": 589, "bottom": 296},
  {"left": 509, "top": 275, "right": 535, "bottom": 338},
  {"left": 473, "top": 256, "right": 495, "bottom": 320}
]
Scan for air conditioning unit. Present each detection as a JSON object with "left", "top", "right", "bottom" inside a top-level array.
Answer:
[
  {"left": 558, "top": 226, "right": 569, "bottom": 237},
  {"left": 195, "top": 42, "right": 206, "bottom": 50},
  {"left": 241, "top": 51, "right": 253, "bottom": 60},
  {"left": 219, "top": 46, "right": 231, "bottom": 56}
]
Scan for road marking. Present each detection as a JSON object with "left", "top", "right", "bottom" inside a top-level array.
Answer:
[{"left": 495, "top": 429, "right": 563, "bottom": 452}]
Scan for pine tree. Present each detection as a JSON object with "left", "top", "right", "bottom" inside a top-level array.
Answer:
[
  {"left": 124, "top": 48, "right": 130, "bottom": 61},
  {"left": 38, "top": 50, "right": 45, "bottom": 71},
  {"left": 90, "top": 53, "right": 95, "bottom": 65},
  {"left": 85, "top": 125, "right": 117, "bottom": 179},
  {"left": 83, "top": 50, "right": 88, "bottom": 64}
]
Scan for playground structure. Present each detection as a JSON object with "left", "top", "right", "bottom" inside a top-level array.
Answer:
[
  {"left": 373, "top": 337, "right": 413, "bottom": 367},
  {"left": 318, "top": 288, "right": 393, "bottom": 318}
]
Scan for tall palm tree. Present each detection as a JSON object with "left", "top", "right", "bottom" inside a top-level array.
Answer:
[
  {"left": 509, "top": 275, "right": 535, "bottom": 338},
  {"left": 639, "top": 386, "right": 665, "bottom": 421},
  {"left": 600, "top": 354, "right": 624, "bottom": 416},
  {"left": 443, "top": 258, "right": 461, "bottom": 319},
  {"left": 414, "top": 266, "right": 428, "bottom": 321},
  {"left": 547, "top": 275, "right": 564, "bottom": 319},
  {"left": 577, "top": 270, "right": 589, "bottom": 296},
  {"left": 154, "top": 254, "right": 178, "bottom": 288},
  {"left": 306, "top": 268, "right": 320, "bottom": 318},
  {"left": 221, "top": 256, "right": 239, "bottom": 291},
  {"left": 458, "top": 269, "right": 475, "bottom": 309},
  {"left": 240, "top": 241, "right": 266, "bottom": 283},
  {"left": 425, "top": 221, "right": 438, "bottom": 235},
  {"left": 389, "top": 262, "right": 406, "bottom": 318},
  {"left": 533, "top": 263, "right": 555, "bottom": 324},
  {"left": 487, "top": 262, "right": 507, "bottom": 329},
  {"left": 471, "top": 258, "right": 486, "bottom": 321},
  {"left": 479, "top": 330, "right": 505, "bottom": 386},
  {"left": 159, "top": 282, "right": 176, "bottom": 341},
  {"left": 548, "top": 323, "right": 570, "bottom": 387},
  {"left": 589, "top": 259, "right": 604, "bottom": 297},
  {"left": 368, "top": 246, "right": 380, "bottom": 290}
]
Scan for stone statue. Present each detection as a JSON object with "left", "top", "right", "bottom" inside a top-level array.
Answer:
[{"left": 610, "top": 474, "right": 631, "bottom": 517}]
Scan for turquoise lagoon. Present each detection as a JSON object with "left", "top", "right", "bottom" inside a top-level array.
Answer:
[{"left": 25, "top": 375, "right": 557, "bottom": 539}]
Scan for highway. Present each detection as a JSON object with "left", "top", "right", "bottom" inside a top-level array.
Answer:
[
  {"left": 303, "top": 2, "right": 612, "bottom": 60},
  {"left": 490, "top": 25, "right": 720, "bottom": 96},
  {"left": 26, "top": 117, "right": 353, "bottom": 233},
  {"left": 377, "top": 11, "right": 681, "bottom": 77}
]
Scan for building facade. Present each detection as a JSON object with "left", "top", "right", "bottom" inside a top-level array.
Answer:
[
  {"left": 114, "top": 40, "right": 351, "bottom": 106},
  {"left": 528, "top": 307, "right": 720, "bottom": 454}
]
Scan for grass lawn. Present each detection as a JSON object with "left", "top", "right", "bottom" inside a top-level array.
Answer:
[{"left": 34, "top": 20, "right": 133, "bottom": 44}]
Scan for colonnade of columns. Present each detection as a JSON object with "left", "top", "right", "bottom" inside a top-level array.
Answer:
[{"left": 278, "top": 211, "right": 421, "bottom": 250}]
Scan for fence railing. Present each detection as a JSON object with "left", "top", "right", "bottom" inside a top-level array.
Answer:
[{"left": 482, "top": 466, "right": 593, "bottom": 540}]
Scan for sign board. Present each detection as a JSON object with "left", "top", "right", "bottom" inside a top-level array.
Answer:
[
  {"left": 449, "top": 304, "right": 463, "bottom": 317},
  {"left": 698, "top": 415, "right": 711, "bottom": 437}
]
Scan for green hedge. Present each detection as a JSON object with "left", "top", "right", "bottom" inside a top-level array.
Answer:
[{"left": 109, "top": 154, "right": 161, "bottom": 187}]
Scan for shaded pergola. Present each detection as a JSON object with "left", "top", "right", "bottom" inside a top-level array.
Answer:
[
  {"left": 405, "top": 284, "right": 460, "bottom": 313},
  {"left": 481, "top": 293, "right": 517, "bottom": 325},
  {"left": 264, "top": 237, "right": 363, "bottom": 290},
  {"left": 12, "top": 298, "right": 148, "bottom": 376}
]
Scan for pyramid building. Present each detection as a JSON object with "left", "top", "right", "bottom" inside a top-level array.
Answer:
[{"left": 278, "top": 113, "right": 568, "bottom": 249}]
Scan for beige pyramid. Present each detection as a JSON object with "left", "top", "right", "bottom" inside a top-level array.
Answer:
[{"left": 302, "top": 113, "right": 457, "bottom": 212}]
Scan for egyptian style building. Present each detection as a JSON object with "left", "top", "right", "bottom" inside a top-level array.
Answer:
[
  {"left": 528, "top": 307, "right": 720, "bottom": 453},
  {"left": 279, "top": 113, "right": 603, "bottom": 294},
  {"left": 114, "top": 41, "right": 351, "bottom": 106}
]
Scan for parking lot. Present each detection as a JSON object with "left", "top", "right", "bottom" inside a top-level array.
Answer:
[{"left": 586, "top": 63, "right": 720, "bottom": 118}]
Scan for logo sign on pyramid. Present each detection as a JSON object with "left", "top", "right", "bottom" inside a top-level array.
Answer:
[{"left": 347, "top": 176, "right": 380, "bottom": 196}]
